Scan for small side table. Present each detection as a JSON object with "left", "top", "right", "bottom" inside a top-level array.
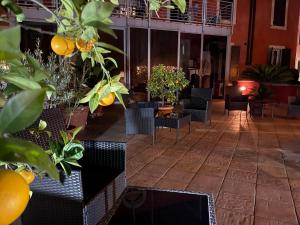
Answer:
[{"left": 155, "top": 113, "right": 191, "bottom": 142}]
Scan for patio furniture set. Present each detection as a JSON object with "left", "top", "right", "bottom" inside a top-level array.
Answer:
[
  {"left": 125, "top": 88, "right": 213, "bottom": 144},
  {"left": 18, "top": 106, "right": 216, "bottom": 225},
  {"left": 224, "top": 85, "right": 282, "bottom": 118}
]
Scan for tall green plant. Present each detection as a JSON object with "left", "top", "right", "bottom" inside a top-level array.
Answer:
[
  {"left": 241, "top": 64, "right": 297, "bottom": 83},
  {"left": 147, "top": 64, "right": 189, "bottom": 105}
]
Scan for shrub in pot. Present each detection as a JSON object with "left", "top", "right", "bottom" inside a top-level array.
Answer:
[{"left": 147, "top": 64, "right": 189, "bottom": 114}]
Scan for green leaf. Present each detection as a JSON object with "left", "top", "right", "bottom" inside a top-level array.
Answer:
[
  {"left": 0, "top": 26, "right": 22, "bottom": 60},
  {"left": 172, "top": 0, "right": 186, "bottom": 13},
  {"left": 110, "top": 81, "right": 126, "bottom": 92},
  {"left": 112, "top": 75, "right": 121, "bottom": 82},
  {"left": 98, "top": 24, "right": 117, "bottom": 38},
  {"left": 97, "top": 84, "right": 111, "bottom": 100},
  {"left": 105, "top": 57, "right": 118, "bottom": 68},
  {"left": 96, "top": 42, "right": 124, "bottom": 54},
  {"left": 70, "top": 126, "right": 82, "bottom": 140},
  {"left": 81, "top": 1, "right": 115, "bottom": 26},
  {"left": 63, "top": 142, "right": 84, "bottom": 160},
  {"left": 81, "top": 27, "right": 97, "bottom": 41},
  {"left": 0, "top": 137, "right": 59, "bottom": 180},
  {"left": 89, "top": 93, "right": 100, "bottom": 113},
  {"left": 1, "top": 75, "right": 42, "bottom": 90},
  {"left": 0, "top": 90, "right": 46, "bottom": 134},
  {"left": 1, "top": 0, "right": 24, "bottom": 22},
  {"left": 60, "top": 161, "right": 71, "bottom": 176},
  {"left": 79, "top": 79, "right": 107, "bottom": 103},
  {"left": 110, "top": 0, "right": 118, "bottom": 5},
  {"left": 114, "top": 91, "right": 126, "bottom": 108},
  {"left": 64, "top": 160, "right": 81, "bottom": 167}
]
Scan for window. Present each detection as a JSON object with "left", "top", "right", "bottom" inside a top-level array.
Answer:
[
  {"left": 271, "top": 0, "right": 288, "bottom": 29},
  {"left": 267, "top": 46, "right": 291, "bottom": 66}
]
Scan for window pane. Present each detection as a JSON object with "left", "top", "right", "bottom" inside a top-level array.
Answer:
[{"left": 273, "top": 0, "right": 286, "bottom": 27}]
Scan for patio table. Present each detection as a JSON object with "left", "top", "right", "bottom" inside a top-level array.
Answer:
[
  {"left": 155, "top": 113, "right": 191, "bottom": 142},
  {"left": 102, "top": 187, "right": 216, "bottom": 225}
]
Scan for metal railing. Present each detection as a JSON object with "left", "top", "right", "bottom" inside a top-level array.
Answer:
[
  {"left": 16, "top": 0, "right": 59, "bottom": 10},
  {"left": 113, "top": 0, "right": 233, "bottom": 27},
  {"left": 16, "top": 0, "right": 233, "bottom": 27}
]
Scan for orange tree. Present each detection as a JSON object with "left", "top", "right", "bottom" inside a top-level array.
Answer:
[
  {"left": 0, "top": 0, "right": 186, "bottom": 170},
  {"left": 0, "top": 0, "right": 186, "bottom": 223}
]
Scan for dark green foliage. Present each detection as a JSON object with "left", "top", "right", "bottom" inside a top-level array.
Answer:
[{"left": 241, "top": 64, "right": 298, "bottom": 83}]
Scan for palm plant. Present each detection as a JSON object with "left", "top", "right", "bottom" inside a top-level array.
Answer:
[{"left": 241, "top": 64, "right": 297, "bottom": 83}]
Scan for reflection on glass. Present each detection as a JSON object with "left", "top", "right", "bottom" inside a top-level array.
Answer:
[{"left": 130, "top": 28, "right": 148, "bottom": 101}]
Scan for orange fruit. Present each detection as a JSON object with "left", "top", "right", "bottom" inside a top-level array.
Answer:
[
  {"left": 51, "top": 35, "right": 75, "bottom": 56},
  {"left": 0, "top": 170, "right": 30, "bottom": 225},
  {"left": 18, "top": 170, "right": 35, "bottom": 184},
  {"left": 99, "top": 92, "right": 115, "bottom": 106},
  {"left": 76, "top": 38, "right": 96, "bottom": 52}
]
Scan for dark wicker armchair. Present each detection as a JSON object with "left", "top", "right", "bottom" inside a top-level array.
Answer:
[
  {"left": 287, "top": 96, "right": 300, "bottom": 117},
  {"left": 125, "top": 105, "right": 156, "bottom": 144},
  {"left": 224, "top": 86, "right": 249, "bottom": 116},
  {"left": 17, "top": 108, "right": 127, "bottom": 225},
  {"left": 183, "top": 88, "right": 213, "bottom": 124}
]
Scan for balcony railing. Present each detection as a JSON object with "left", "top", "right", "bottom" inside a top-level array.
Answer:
[
  {"left": 16, "top": 0, "right": 59, "bottom": 10},
  {"left": 113, "top": 0, "right": 233, "bottom": 27},
  {"left": 16, "top": 0, "right": 233, "bottom": 27}
]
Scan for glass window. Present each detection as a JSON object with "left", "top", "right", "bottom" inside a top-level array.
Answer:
[{"left": 272, "top": 0, "right": 288, "bottom": 28}]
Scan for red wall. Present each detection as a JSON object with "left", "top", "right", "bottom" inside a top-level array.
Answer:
[
  {"left": 232, "top": 0, "right": 300, "bottom": 71},
  {"left": 231, "top": 0, "right": 250, "bottom": 71},
  {"left": 253, "top": 0, "right": 300, "bottom": 68}
]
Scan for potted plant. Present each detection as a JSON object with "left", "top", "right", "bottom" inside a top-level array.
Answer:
[{"left": 147, "top": 64, "right": 189, "bottom": 115}]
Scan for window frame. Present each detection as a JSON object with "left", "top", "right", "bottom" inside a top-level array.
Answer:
[{"left": 270, "top": 0, "right": 289, "bottom": 30}]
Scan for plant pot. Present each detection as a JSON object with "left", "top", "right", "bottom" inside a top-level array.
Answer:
[
  {"left": 22, "top": 141, "right": 127, "bottom": 225},
  {"left": 158, "top": 105, "right": 174, "bottom": 116},
  {"left": 65, "top": 106, "right": 89, "bottom": 129}
]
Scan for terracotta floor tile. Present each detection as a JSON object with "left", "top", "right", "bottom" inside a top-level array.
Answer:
[
  {"left": 150, "top": 156, "right": 179, "bottom": 167},
  {"left": 257, "top": 173, "right": 290, "bottom": 191},
  {"left": 139, "top": 164, "right": 169, "bottom": 178},
  {"left": 197, "top": 165, "right": 228, "bottom": 178},
  {"left": 187, "top": 175, "right": 223, "bottom": 198},
  {"left": 155, "top": 178, "right": 188, "bottom": 190},
  {"left": 226, "top": 168, "right": 257, "bottom": 184},
  {"left": 164, "top": 169, "right": 195, "bottom": 183},
  {"left": 220, "top": 178, "right": 256, "bottom": 197},
  {"left": 173, "top": 160, "right": 203, "bottom": 173},
  {"left": 230, "top": 160, "right": 257, "bottom": 173},
  {"left": 258, "top": 165, "right": 287, "bottom": 178},
  {"left": 216, "top": 191, "right": 255, "bottom": 215},
  {"left": 256, "top": 184, "right": 294, "bottom": 205},
  {"left": 128, "top": 174, "right": 160, "bottom": 187},
  {"left": 255, "top": 198, "right": 298, "bottom": 223},
  {"left": 216, "top": 207, "right": 254, "bottom": 225},
  {"left": 290, "top": 179, "right": 300, "bottom": 192},
  {"left": 254, "top": 216, "right": 299, "bottom": 225}
]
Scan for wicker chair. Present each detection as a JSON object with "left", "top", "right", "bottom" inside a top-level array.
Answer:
[
  {"left": 224, "top": 86, "right": 249, "bottom": 116},
  {"left": 18, "top": 108, "right": 127, "bottom": 225},
  {"left": 125, "top": 107, "right": 156, "bottom": 144},
  {"left": 183, "top": 88, "right": 213, "bottom": 124},
  {"left": 287, "top": 96, "right": 300, "bottom": 117}
]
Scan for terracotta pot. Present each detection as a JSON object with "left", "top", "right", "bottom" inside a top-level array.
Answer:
[
  {"left": 65, "top": 106, "right": 89, "bottom": 129},
  {"left": 158, "top": 105, "right": 174, "bottom": 116}
]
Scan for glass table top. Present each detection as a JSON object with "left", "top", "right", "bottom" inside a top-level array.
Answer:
[{"left": 105, "top": 187, "right": 216, "bottom": 225}]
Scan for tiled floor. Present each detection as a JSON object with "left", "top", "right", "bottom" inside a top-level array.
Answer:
[{"left": 124, "top": 100, "right": 300, "bottom": 225}]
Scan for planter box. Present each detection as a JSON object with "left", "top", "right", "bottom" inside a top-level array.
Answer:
[{"left": 22, "top": 141, "right": 127, "bottom": 225}]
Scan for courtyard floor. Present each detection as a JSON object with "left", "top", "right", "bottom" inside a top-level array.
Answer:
[{"left": 123, "top": 100, "right": 300, "bottom": 225}]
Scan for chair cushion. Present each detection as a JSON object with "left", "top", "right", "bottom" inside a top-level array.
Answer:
[
  {"left": 231, "top": 95, "right": 248, "bottom": 102},
  {"left": 189, "top": 97, "right": 207, "bottom": 110}
]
